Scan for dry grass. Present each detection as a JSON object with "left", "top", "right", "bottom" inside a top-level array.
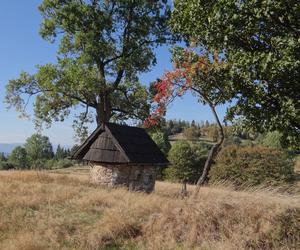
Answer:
[
  {"left": 295, "top": 155, "right": 300, "bottom": 173},
  {"left": 0, "top": 170, "right": 299, "bottom": 250}
]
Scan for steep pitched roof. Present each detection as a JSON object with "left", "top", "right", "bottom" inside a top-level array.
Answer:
[{"left": 72, "top": 123, "right": 169, "bottom": 165}]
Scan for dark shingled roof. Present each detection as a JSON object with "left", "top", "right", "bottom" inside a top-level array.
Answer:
[{"left": 72, "top": 123, "right": 169, "bottom": 165}]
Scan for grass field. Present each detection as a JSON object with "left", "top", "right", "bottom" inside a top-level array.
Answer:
[
  {"left": 168, "top": 133, "right": 215, "bottom": 146},
  {"left": 0, "top": 169, "right": 299, "bottom": 250}
]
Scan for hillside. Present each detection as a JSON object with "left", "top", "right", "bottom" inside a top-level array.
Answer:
[
  {"left": 168, "top": 133, "right": 216, "bottom": 148},
  {"left": 0, "top": 170, "right": 299, "bottom": 250},
  {"left": 0, "top": 143, "right": 23, "bottom": 155}
]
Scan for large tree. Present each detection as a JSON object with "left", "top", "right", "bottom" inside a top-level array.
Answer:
[
  {"left": 148, "top": 47, "right": 234, "bottom": 188},
  {"left": 171, "top": 0, "right": 300, "bottom": 147},
  {"left": 24, "top": 134, "right": 54, "bottom": 168},
  {"left": 5, "top": 0, "right": 171, "bottom": 139}
]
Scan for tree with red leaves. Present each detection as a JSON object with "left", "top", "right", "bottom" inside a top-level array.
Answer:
[{"left": 147, "top": 47, "right": 235, "bottom": 192}]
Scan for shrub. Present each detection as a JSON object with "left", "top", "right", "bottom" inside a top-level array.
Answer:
[
  {"left": 224, "top": 136, "right": 242, "bottom": 146},
  {"left": 30, "top": 159, "right": 47, "bottom": 169},
  {"left": 165, "top": 141, "right": 207, "bottom": 183},
  {"left": 183, "top": 126, "right": 200, "bottom": 140},
  {"left": 261, "top": 131, "right": 283, "bottom": 149},
  {"left": 45, "top": 159, "right": 74, "bottom": 169},
  {"left": 241, "top": 139, "right": 254, "bottom": 147},
  {"left": 56, "top": 159, "right": 73, "bottom": 169},
  {"left": 210, "top": 146, "right": 295, "bottom": 187},
  {"left": 0, "top": 160, "right": 14, "bottom": 170}
]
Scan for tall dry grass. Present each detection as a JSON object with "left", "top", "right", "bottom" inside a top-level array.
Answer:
[{"left": 0, "top": 170, "right": 299, "bottom": 250}]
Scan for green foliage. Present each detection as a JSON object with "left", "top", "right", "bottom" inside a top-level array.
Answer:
[
  {"left": 0, "top": 136, "right": 74, "bottom": 170},
  {"left": 57, "top": 159, "right": 73, "bottom": 169},
  {"left": 261, "top": 131, "right": 283, "bottom": 149},
  {"left": 151, "top": 131, "right": 171, "bottom": 156},
  {"left": 210, "top": 146, "right": 295, "bottom": 187},
  {"left": 8, "top": 146, "right": 28, "bottom": 169},
  {"left": 5, "top": 0, "right": 171, "bottom": 140},
  {"left": 0, "top": 160, "right": 13, "bottom": 170},
  {"left": 45, "top": 159, "right": 74, "bottom": 170},
  {"left": 70, "top": 144, "right": 80, "bottom": 157},
  {"left": 0, "top": 153, "right": 6, "bottom": 162},
  {"left": 170, "top": 46, "right": 235, "bottom": 108},
  {"left": 224, "top": 136, "right": 242, "bottom": 147},
  {"left": 169, "top": 119, "right": 192, "bottom": 134},
  {"left": 146, "top": 118, "right": 193, "bottom": 136},
  {"left": 171, "top": 0, "right": 300, "bottom": 147},
  {"left": 151, "top": 131, "right": 171, "bottom": 180},
  {"left": 241, "top": 139, "right": 255, "bottom": 147},
  {"left": 165, "top": 141, "right": 207, "bottom": 183},
  {"left": 24, "top": 134, "right": 54, "bottom": 169},
  {"left": 55, "top": 144, "right": 70, "bottom": 159}
]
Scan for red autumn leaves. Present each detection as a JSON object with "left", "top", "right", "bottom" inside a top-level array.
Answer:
[{"left": 145, "top": 49, "right": 207, "bottom": 128}]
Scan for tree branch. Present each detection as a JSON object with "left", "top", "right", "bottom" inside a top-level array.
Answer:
[{"left": 111, "top": 107, "right": 141, "bottom": 120}]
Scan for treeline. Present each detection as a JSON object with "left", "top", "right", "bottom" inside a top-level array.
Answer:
[
  {"left": 150, "top": 118, "right": 241, "bottom": 142},
  {"left": 153, "top": 118, "right": 299, "bottom": 151},
  {"left": 0, "top": 134, "right": 76, "bottom": 170},
  {"left": 146, "top": 118, "right": 221, "bottom": 142},
  {"left": 158, "top": 119, "right": 210, "bottom": 136}
]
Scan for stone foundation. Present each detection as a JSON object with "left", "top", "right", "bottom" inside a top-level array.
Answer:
[{"left": 89, "top": 164, "right": 156, "bottom": 193}]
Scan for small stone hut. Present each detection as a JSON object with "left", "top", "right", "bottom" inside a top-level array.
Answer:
[{"left": 72, "top": 123, "right": 168, "bottom": 192}]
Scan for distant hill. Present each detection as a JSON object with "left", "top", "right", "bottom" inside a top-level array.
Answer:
[{"left": 0, "top": 143, "right": 23, "bottom": 155}]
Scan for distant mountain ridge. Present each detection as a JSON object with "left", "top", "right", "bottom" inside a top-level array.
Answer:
[
  {"left": 0, "top": 143, "right": 23, "bottom": 155},
  {"left": 0, "top": 143, "right": 72, "bottom": 155}
]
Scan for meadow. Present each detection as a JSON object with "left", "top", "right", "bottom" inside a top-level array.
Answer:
[{"left": 0, "top": 169, "right": 299, "bottom": 250}]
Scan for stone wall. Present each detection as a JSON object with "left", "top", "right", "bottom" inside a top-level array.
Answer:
[{"left": 89, "top": 164, "right": 156, "bottom": 193}]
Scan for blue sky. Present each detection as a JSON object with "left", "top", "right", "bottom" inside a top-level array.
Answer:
[{"left": 0, "top": 1, "right": 227, "bottom": 146}]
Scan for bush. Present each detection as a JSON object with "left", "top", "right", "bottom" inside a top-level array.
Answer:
[
  {"left": 30, "top": 159, "right": 47, "bottom": 169},
  {"left": 165, "top": 141, "right": 207, "bottom": 183},
  {"left": 241, "top": 139, "right": 254, "bottom": 147},
  {"left": 224, "top": 136, "right": 242, "bottom": 146},
  {"left": 261, "top": 131, "right": 283, "bottom": 149},
  {"left": 210, "top": 146, "right": 295, "bottom": 187},
  {"left": 56, "top": 159, "right": 73, "bottom": 169},
  {"left": 0, "top": 160, "right": 14, "bottom": 170},
  {"left": 183, "top": 126, "right": 201, "bottom": 140},
  {"left": 45, "top": 159, "right": 74, "bottom": 170}
]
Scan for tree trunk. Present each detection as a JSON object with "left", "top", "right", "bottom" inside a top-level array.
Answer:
[
  {"left": 95, "top": 93, "right": 111, "bottom": 125},
  {"left": 195, "top": 103, "right": 224, "bottom": 194},
  {"left": 95, "top": 63, "right": 112, "bottom": 126},
  {"left": 181, "top": 179, "right": 188, "bottom": 198}
]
